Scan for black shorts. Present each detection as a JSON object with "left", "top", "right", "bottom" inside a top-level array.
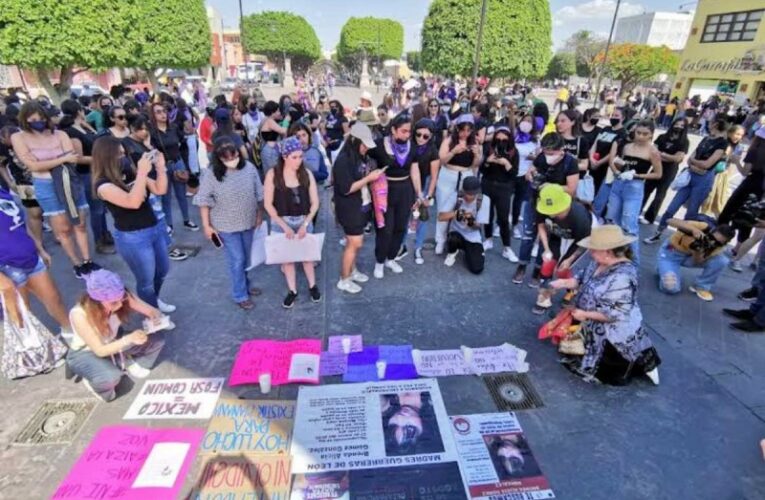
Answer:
[
  {"left": 21, "top": 198, "right": 40, "bottom": 209},
  {"left": 337, "top": 209, "right": 367, "bottom": 236}
]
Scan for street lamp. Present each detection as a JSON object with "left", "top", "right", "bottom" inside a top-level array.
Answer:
[
  {"left": 472, "top": 0, "right": 489, "bottom": 84},
  {"left": 592, "top": 0, "right": 622, "bottom": 108}
]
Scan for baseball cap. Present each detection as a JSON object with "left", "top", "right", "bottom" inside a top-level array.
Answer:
[
  {"left": 214, "top": 107, "right": 230, "bottom": 122},
  {"left": 536, "top": 184, "right": 572, "bottom": 216},
  {"left": 350, "top": 122, "right": 376, "bottom": 149},
  {"left": 462, "top": 176, "right": 481, "bottom": 195}
]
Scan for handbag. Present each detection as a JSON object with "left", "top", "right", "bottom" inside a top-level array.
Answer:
[
  {"left": 558, "top": 328, "right": 585, "bottom": 356},
  {"left": 246, "top": 221, "right": 268, "bottom": 271},
  {"left": 576, "top": 172, "right": 595, "bottom": 203},
  {"left": 670, "top": 168, "right": 691, "bottom": 190},
  {"left": 538, "top": 308, "right": 573, "bottom": 345}
]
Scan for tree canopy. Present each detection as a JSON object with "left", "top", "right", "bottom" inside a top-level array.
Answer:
[
  {"left": 421, "top": 0, "right": 551, "bottom": 78},
  {"left": 566, "top": 30, "right": 607, "bottom": 79},
  {"left": 546, "top": 53, "right": 576, "bottom": 81},
  {"left": 241, "top": 11, "right": 321, "bottom": 71},
  {"left": 595, "top": 43, "right": 679, "bottom": 94},
  {"left": 336, "top": 17, "right": 404, "bottom": 64}
]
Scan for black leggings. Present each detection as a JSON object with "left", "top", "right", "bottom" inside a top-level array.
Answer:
[
  {"left": 511, "top": 177, "right": 528, "bottom": 226},
  {"left": 718, "top": 176, "right": 763, "bottom": 244},
  {"left": 642, "top": 162, "right": 678, "bottom": 224},
  {"left": 447, "top": 231, "right": 485, "bottom": 274},
  {"left": 482, "top": 178, "right": 514, "bottom": 246},
  {"left": 374, "top": 180, "right": 414, "bottom": 263}
]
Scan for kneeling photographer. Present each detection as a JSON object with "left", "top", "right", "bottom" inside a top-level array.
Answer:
[
  {"left": 438, "top": 176, "right": 490, "bottom": 274},
  {"left": 656, "top": 218, "right": 734, "bottom": 302}
]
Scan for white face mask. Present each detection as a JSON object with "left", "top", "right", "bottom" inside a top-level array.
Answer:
[
  {"left": 222, "top": 159, "right": 239, "bottom": 168},
  {"left": 519, "top": 122, "right": 532, "bottom": 133},
  {"left": 544, "top": 154, "right": 560, "bottom": 165}
]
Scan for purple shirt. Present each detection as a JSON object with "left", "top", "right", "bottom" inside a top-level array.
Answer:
[{"left": 0, "top": 189, "right": 38, "bottom": 268}]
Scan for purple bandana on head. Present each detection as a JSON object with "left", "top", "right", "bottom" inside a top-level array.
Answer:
[
  {"left": 85, "top": 270, "right": 125, "bottom": 302},
  {"left": 280, "top": 136, "right": 303, "bottom": 156}
]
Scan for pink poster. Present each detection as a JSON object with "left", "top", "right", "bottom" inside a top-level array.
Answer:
[
  {"left": 228, "top": 339, "right": 321, "bottom": 386},
  {"left": 52, "top": 425, "right": 203, "bottom": 500}
]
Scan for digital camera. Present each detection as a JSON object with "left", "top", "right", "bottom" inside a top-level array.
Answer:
[{"left": 732, "top": 194, "right": 765, "bottom": 230}]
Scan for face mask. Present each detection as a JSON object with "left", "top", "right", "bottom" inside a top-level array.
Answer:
[
  {"left": 28, "top": 121, "right": 47, "bottom": 132},
  {"left": 222, "top": 158, "right": 239, "bottom": 168},
  {"left": 544, "top": 154, "right": 560, "bottom": 165},
  {"left": 330, "top": 108, "right": 338, "bottom": 115},
  {"left": 519, "top": 122, "right": 532, "bottom": 133},
  {"left": 441, "top": 106, "right": 450, "bottom": 113},
  {"left": 460, "top": 102, "right": 469, "bottom": 111},
  {"left": 119, "top": 156, "right": 132, "bottom": 171},
  {"left": 672, "top": 127, "right": 684, "bottom": 134},
  {"left": 248, "top": 103, "right": 257, "bottom": 112},
  {"left": 495, "top": 141, "right": 509, "bottom": 156},
  {"left": 610, "top": 118, "right": 620, "bottom": 127},
  {"left": 589, "top": 118, "right": 600, "bottom": 125}
]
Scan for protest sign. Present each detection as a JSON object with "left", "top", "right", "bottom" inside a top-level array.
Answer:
[
  {"left": 450, "top": 413, "right": 555, "bottom": 499},
  {"left": 200, "top": 399, "right": 295, "bottom": 455},
  {"left": 319, "top": 352, "right": 348, "bottom": 376},
  {"left": 468, "top": 344, "right": 529, "bottom": 375},
  {"left": 188, "top": 455, "right": 291, "bottom": 500},
  {"left": 327, "top": 334, "right": 363, "bottom": 354},
  {"left": 123, "top": 378, "right": 224, "bottom": 420},
  {"left": 265, "top": 233, "right": 325, "bottom": 264},
  {"left": 413, "top": 349, "right": 471, "bottom": 377},
  {"left": 52, "top": 425, "right": 202, "bottom": 500},
  {"left": 342, "top": 345, "right": 417, "bottom": 382},
  {"left": 229, "top": 339, "right": 321, "bottom": 387}
]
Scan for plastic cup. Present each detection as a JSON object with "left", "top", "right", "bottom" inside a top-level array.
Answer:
[
  {"left": 341, "top": 337, "right": 352, "bottom": 354},
  {"left": 376, "top": 361, "right": 387, "bottom": 379},
  {"left": 259, "top": 373, "right": 271, "bottom": 394}
]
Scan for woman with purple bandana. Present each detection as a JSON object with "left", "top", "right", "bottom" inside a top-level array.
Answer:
[{"left": 66, "top": 270, "right": 166, "bottom": 402}]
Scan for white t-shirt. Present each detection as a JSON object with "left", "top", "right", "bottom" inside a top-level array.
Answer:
[
  {"left": 452, "top": 195, "right": 491, "bottom": 244},
  {"left": 68, "top": 304, "right": 119, "bottom": 352},
  {"left": 515, "top": 140, "right": 538, "bottom": 177}
]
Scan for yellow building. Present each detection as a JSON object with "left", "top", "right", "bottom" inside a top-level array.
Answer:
[{"left": 673, "top": 0, "right": 765, "bottom": 104}]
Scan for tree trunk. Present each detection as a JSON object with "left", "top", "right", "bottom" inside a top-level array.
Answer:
[
  {"left": 35, "top": 67, "right": 71, "bottom": 105},
  {"left": 145, "top": 68, "right": 163, "bottom": 95}
]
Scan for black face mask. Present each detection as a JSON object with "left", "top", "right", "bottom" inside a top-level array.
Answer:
[
  {"left": 248, "top": 103, "right": 257, "bottom": 112},
  {"left": 495, "top": 141, "right": 509, "bottom": 156},
  {"left": 610, "top": 118, "right": 620, "bottom": 127},
  {"left": 589, "top": 118, "right": 599, "bottom": 125},
  {"left": 330, "top": 108, "right": 338, "bottom": 115},
  {"left": 671, "top": 127, "right": 684, "bottom": 135}
]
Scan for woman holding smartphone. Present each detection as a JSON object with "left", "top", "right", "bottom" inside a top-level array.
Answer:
[{"left": 195, "top": 137, "right": 264, "bottom": 311}]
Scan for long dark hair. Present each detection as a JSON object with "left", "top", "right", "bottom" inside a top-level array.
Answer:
[
  {"left": 211, "top": 136, "right": 245, "bottom": 182},
  {"left": 91, "top": 136, "right": 129, "bottom": 195},
  {"left": 449, "top": 120, "right": 476, "bottom": 149},
  {"left": 18, "top": 101, "right": 51, "bottom": 133},
  {"left": 288, "top": 122, "right": 312, "bottom": 147},
  {"left": 337, "top": 136, "right": 366, "bottom": 171},
  {"left": 556, "top": 109, "right": 582, "bottom": 137},
  {"left": 659, "top": 117, "right": 688, "bottom": 146},
  {"left": 273, "top": 148, "right": 310, "bottom": 192},
  {"left": 490, "top": 128, "right": 518, "bottom": 165},
  {"left": 59, "top": 99, "right": 82, "bottom": 129}
]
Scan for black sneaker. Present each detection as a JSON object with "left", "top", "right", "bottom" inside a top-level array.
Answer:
[
  {"left": 738, "top": 288, "right": 758, "bottom": 302},
  {"left": 364, "top": 222, "right": 372, "bottom": 234},
  {"left": 73, "top": 264, "right": 86, "bottom": 279},
  {"left": 168, "top": 248, "right": 189, "bottom": 261},
  {"left": 183, "top": 220, "right": 200, "bottom": 231},
  {"left": 730, "top": 319, "right": 765, "bottom": 333},
  {"left": 512, "top": 265, "right": 526, "bottom": 284},
  {"left": 643, "top": 231, "right": 663, "bottom": 244},
  {"left": 723, "top": 308, "right": 754, "bottom": 320},
  {"left": 395, "top": 245, "right": 408, "bottom": 261},
  {"left": 309, "top": 285, "right": 321, "bottom": 303},
  {"left": 283, "top": 290, "right": 298, "bottom": 309},
  {"left": 77, "top": 260, "right": 101, "bottom": 277}
]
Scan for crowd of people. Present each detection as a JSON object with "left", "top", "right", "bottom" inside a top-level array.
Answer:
[{"left": 1, "top": 74, "right": 764, "bottom": 396}]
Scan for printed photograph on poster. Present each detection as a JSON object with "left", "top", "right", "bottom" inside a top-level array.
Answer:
[
  {"left": 123, "top": 378, "right": 224, "bottom": 420},
  {"left": 380, "top": 392, "right": 444, "bottom": 456},
  {"left": 450, "top": 413, "right": 555, "bottom": 499}
]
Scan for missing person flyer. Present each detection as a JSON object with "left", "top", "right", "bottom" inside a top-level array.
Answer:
[
  {"left": 290, "top": 379, "right": 468, "bottom": 499},
  {"left": 450, "top": 413, "right": 555, "bottom": 499}
]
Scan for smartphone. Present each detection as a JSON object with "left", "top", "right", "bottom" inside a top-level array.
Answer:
[{"left": 211, "top": 232, "right": 224, "bottom": 248}]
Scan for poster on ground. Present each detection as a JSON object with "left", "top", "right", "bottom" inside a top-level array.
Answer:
[
  {"left": 52, "top": 425, "right": 203, "bottom": 500},
  {"left": 229, "top": 339, "right": 321, "bottom": 387},
  {"left": 290, "top": 379, "right": 467, "bottom": 498},
  {"left": 200, "top": 398, "right": 295, "bottom": 455},
  {"left": 123, "top": 378, "right": 224, "bottom": 420},
  {"left": 187, "top": 455, "right": 291, "bottom": 500},
  {"left": 449, "top": 413, "right": 555, "bottom": 499}
]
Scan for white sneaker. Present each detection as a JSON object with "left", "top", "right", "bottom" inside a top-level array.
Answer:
[
  {"left": 339, "top": 237, "right": 347, "bottom": 247},
  {"left": 164, "top": 319, "right": 176, "bottom": 331},
  {"left": 350, "top": 268, "right": 369, "bottom": 283},
  {"left": 513, "top": 225, "right": 521, "bottom": 239},
  {"left": 483, "top": 239, "right": 494, "bottom": 251},
  {"left": 374, "top": 263, "right": 385, "bottom": 279},
  {"left": 414, "top": 248, "right": 424, "bottom": 265},
  {"left": 82, "top": 379, "right": 114, "bottom": 402},
  {"left": 493, "top": 225, "right": 500, "bottom": 237},
  {"left": 444, "top": 251, "right": 458, "bottom": 267},
  {"left": 502, "top": 247, "right": 519, "bottom": 262},
  {"left": 337, "top": 278, "right": 362, "bottom": 294},
  {"left": 638, "top": 216, "right": 650, "bottom": 225},
  {"left": 531, "top": 245, "right": 538, "bottom": 258},
  {"left": 127, "top": 363, "right": 151, "bottom": 379},
  {"left": 60, "top": 327, "right": 74, "bottom": 344},
  {"left": 385, "top": 260, "right": 403, "bottom": 273},
  {"left": 158, "top": 299, "right": 176, "bottom": 313},
  {"left": 435, "top": 242, "right": 445, "bottom": 255},
  {"left": 646, "top": 367, "right": 660, "bottom": 385}
]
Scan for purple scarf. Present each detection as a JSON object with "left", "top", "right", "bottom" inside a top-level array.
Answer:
[
  {"left": 416, "top": 143, "right": 429, "bottom": 155},
  {"left": 389, "top": 138, "right": 411, "bottom": 167},
  {"left": 515, "top": 131, "right": 532, "bottom": 144}
]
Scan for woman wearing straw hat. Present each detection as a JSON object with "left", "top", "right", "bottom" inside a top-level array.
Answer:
[{"left": 550, "top": 225, "right": 661, "bottom": 386}]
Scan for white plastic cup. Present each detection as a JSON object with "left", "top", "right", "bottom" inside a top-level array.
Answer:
[
  {"left": 341, "top": 337, "right": 352, "bottom": 354},
  {"left": 460, "top": 345, "right": 474, "bottom": 365},
  {"left": 376, "top": 361, "right": 387, "bottom": 379},
  {"left": 259, "top": 373, "right": 271, "bottom": 394},
  {"left": 411, "top": 349, "right": 422, "bottom": 364}
]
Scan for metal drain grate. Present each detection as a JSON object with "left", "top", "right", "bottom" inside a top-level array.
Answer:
[
  {"left": 483, "top": 373, "right": 544, "bottom": 411},
  {"left": 13, "top": 399, "right": 97, "bottom": 445}
]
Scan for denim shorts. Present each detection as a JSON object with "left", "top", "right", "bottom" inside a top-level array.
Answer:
[
  {"left": 271, "top": 215, "right": 314, "bottom": 234},
  {"left": 32, "top": 177, "right": 88, "bottom": 217},
  {"left": 0, "top": 257, "right": 46, "bottom": 286}
]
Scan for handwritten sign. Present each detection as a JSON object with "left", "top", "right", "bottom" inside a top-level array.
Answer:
[
  {"left": 123, "top": 378, "right": 224, "bottom": 420},
  {"left": 342, "top": 345, "right": 417, "bottom": 382},
  {"left": 188, "top": 455, "right": 291, "bottom": 500},
  {"left": 469, "top": 344, "right": 529, "bottom": 375},
  {"left": 413, "top": 349, "right": 470, "bottom": 377},
  {"left": 201, "top": 399, "right": 295, "bottom": 455},
  {"left": 229, "top": 339, "right": 321, "bottom": 387},
  {"left": 327, "top": 334, "right": 363, "bottom": 354},
  {"left": 52, "top": 426, "right": 202, "bottom": 500},
  {"left": 320, "top": 352, "right": 348, "bottom": 376}
]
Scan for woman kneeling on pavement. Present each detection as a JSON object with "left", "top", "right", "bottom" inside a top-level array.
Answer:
[
  {"left": 67, "top": 270, "right": 166, "bottom": 401},
  {"left": 550, "top": 225, "right": 661, "bottom": 386},
  {"left": 264, "top": 136, "right": 321, "bottom": 308}
]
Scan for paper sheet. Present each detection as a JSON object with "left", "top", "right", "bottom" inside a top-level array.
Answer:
[
  {"left": 327, "top": 334, "right": 363, "bottom": 354},
  {"left": 265, "top": 232, "right": 325, "bottom": 264},
  {"left": 319, "top": 352, "right": 348, "bottom": 376},
  {"left": 132, "top": 442, "right": 190, "bottom": 488},
  {"left": 229, "top": 339, "right": 322, "bottom": 386}
]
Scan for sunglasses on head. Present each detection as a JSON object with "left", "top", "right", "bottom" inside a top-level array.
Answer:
[{"left": 416, "top": 132, "right": 431, "bottom": 140}]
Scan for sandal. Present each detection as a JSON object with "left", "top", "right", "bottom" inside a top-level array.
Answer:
[
  {"left": 248, "top": 287, "right": 263, "bottom": 297},
  {"left": 237, "top": 299, "right": 255, "bottom": 310}
]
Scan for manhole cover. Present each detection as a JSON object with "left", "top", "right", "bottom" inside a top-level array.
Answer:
[
  {"left": 483, "top": 373, "right": 544, "bottom": 411},
  {"left": 14, "top": 399, "right": 97, "bottom": 446}
]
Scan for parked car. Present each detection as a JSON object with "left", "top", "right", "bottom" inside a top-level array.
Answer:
[
  {"left": 69, "top": 83, "right": 109, "bottom": 98},
  {"left": 220, "top": 77, "right": 238, "bottom": 92}
]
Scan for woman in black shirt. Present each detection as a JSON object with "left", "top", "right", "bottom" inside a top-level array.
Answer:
[
  {"left": 589, "top": 107, "right": 627, "bottom": 192},
  {"left": 324, "top": 100, "right": 349, "bottom": 162},
  {"left": 149, "top": 102, "right": 197, "bottom": 233},
  {"left": 641, "top": 118, "right": 689, "bottom": 224},
  {"left": 333, "top": 123, "right": 386, "bottom": 294},
  {"left": 408, "top": 118, "right": 440, "bottom": 264},
  {"left": 555, "top": 109, "right": 590, "bottom": 176},
  {"left": 581, "top": 107, "right": 602, "bottom": 147},
  {"left": 480, "top": 126, "right": 519, "bottom": 261}
]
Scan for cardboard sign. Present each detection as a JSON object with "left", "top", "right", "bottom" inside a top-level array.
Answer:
[
  {"left": 319, "top": 352, "right": 348, "bottom": 377},
  {"left": 123, "top": 378, "right": 224, "bottom": 420},
  {"left": 188, "top": 455, "right": 291, "bottom": 500},
  {"left": 52, "top": 426, "right": 202, "bottom": 500},
  {"left": 229, "top": 339, "right": 321, "bottom": 387},
  {"left": 201, "top": 399, "right": 295, "bottom": 455},
  {"left": 265, "top": 233, "right": 325, "bottom": 264}
]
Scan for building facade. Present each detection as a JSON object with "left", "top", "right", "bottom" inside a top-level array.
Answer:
[
  {"left": 673, "top": 0, "right": 765, "bottom": 103},
  {"left": 615, "top": 11, "right": 694, "bottom": 51}
]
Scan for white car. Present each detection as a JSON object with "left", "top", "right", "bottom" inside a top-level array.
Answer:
[{"left": 69, "top": 83, "right": 109, "bottom": 98}]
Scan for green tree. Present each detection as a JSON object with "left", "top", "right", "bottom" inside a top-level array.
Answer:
[
  {"left": 241, "top": 11, "right": 321, "bottom": 75},
  {"left": 546, "top": 53, "right": 576, "bottom": 80},
  {"left": 337, "top": 17, "right": 404, "bottom": 67},
  {"left": 595, "top": 43, "right": 679, "bottom": 95},
  {"left": 566, "top": 30, "right": 607, "bottom": 79},
  {"left": 0, "top": 0, "right": 135, "bottom": 102},
  {"left": 421, "top": 0, "right": 551, "bottom": 78},
  {"left": 406, "top": 51, "right": 422, "bottom": 72}
]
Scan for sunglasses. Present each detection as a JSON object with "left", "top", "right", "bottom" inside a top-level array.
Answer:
[
  {"left": 416, "top": 132, "right": 431, "bottom": 140},
  {"left": 154, "top": 108, "right": 166, "bottom": 115},
  {"left": 114, "top": 115, "right": 126, "bottom": 120},
  {"left": 429, "top": 104, "right": 439, "bottom": 108},
  {"left": 217, "top": 149, "right": 238, "bottom": 160}
]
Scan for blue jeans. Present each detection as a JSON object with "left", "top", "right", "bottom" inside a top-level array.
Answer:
[
  {"left": 414, "top": 177, "right": 431, "bottom": 250},
  {"left": 606, "top": 178, "right": 644, "bottom": 264},
  {"left": 658, "top": 169, "right": 715, "bottom": 230},
  {"left": 80, "top": 172, "right": 108, "bottom": 242},
  {"left": 657, "top": 241, "right": 728, "bottom": 293},
  {"left": 593, "top": 182, "right": 612, "bottom": 218},
  {"left": 112, "top": 223, "right": 170, "bottom": 308},
  {"left": 219, "top": 229, "right": 254, "bottom": 303},
  {"left": 66, "top": 334, "right": 165, "bottom": 400},
  {"left": 518, "top": 197, "right": 540, "bottom": 265},
  {"left": 162, "top": 159, "right": 190, "bottom": 227},
  {"left": 0, "top": 257, "right": 46, "bottom": 286}
]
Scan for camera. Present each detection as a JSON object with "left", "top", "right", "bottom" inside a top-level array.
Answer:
[
  {"left": 455, "top": 209, "right": 466, "bottom": 223},
  {"left": 689, "top": 233, "right": 721, "bottom": 254},
  {"left": 732, "top": 194, "right": 765, "bottom": 230}
]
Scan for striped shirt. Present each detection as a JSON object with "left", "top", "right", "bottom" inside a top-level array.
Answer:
[{"left": 194, "top": 162, "right": 264, "bottom": 233}]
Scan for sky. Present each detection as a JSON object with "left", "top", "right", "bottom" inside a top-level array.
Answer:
[{"left": 206, "top": 0, "right": 693, "bottom": 53}]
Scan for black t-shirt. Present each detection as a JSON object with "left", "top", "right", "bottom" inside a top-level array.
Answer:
[
  {"left": 64, "top": 125, "right": 97, "bottom": 174},
  {"left": 150, "top": 124, "right": 184, "bottom": 161},
  {"left": 332, "top": 150, "right": 373, "bottom": 221},
  {"left": 325, "top": 112, "right": 348, "bottom": 150},
  {"left": 532, "top": 153, "right": 579, "bottom": 188},
  {"left": 582, "top": 125, "right": 602, "bottom": 147},
  {"left": 480, "top": 144, "right": 518, "bottom": 183},
  {"left": 654, "top": 132, "right": 689, "bottom": 169},
  {"left": 536, "top": 200, "right": 592, "bottom": 241},
  {"left": 562, "top": 136, "right": 590, "bottom": 178},
  {"left": 694, "top": 136, "right": 728, "bottom": 162},
  {"left": 414, "top": 143, "right": 439, "bottom": 182},
  {"left": 95, "top": 172, "right": 156, "bottom": 232},
  {"left": 593, "top": 126, "right": 627, "bottom": 159},
  {"left": 373, "top": 137, "right": 414, "bottom": 178}
]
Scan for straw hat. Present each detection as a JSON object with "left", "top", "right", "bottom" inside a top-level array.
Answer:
[
  {"left": 356, "top": 108, "right": 379, "bottom": 126},
  {"left": 577, "top": 225, "right": 636, "bottom": 250}
]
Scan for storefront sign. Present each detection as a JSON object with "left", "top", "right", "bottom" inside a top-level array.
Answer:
[{"left": 681, "top": 55, "right": 765, "bottom": 75}]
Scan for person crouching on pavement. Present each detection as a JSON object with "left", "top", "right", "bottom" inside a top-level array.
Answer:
[
  {"left": 438, "top": 176, "right": 490, "bottom": 274},
  {"left": 656, "top": 218, "right": 734, "bottom": 302}
]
